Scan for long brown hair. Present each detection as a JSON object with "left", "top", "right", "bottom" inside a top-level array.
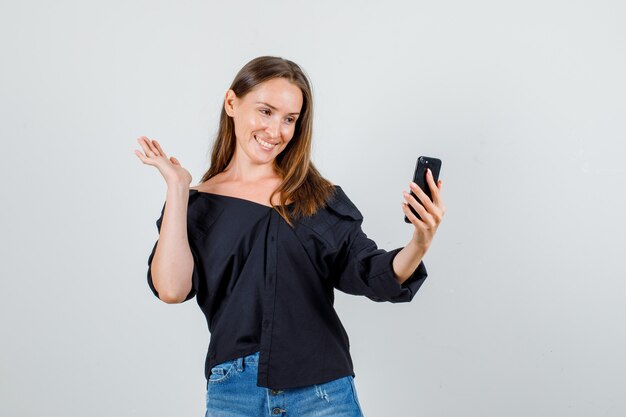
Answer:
[{"left": 199, "top": 56, "right": 336, "bottom": 227}]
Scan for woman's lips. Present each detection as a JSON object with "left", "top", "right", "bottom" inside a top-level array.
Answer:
[{"left": 254, "top": 135, "right": 278, "bottom": 151}]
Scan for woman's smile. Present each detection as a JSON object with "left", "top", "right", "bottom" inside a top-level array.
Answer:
[{"left": 254, "top": 134, "right": 279, "bottom": 151}]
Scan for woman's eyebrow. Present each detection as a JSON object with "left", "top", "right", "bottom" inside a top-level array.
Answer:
[{"left": 255, "top": 101, "right": 300, "bottom": 116}]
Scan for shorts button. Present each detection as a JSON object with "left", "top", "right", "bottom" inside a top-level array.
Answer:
[{"left": 272, "top": 407, "right": 285, "bottom": 414}]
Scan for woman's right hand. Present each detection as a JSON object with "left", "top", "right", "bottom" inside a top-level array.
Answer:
[{"left": 134, "top": 136, "right": 192, "bottom": 187}]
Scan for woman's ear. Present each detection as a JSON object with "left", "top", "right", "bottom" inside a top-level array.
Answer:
[{"left": 224, "top": 89, "right": 237, "bottom": 117}]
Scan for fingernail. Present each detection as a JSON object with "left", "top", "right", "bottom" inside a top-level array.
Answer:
[
  {"left": 427, "top": 168, "right": 432, "bottom": 176},
  {"left": 410, "top": 181, "right": 417, "bottom": 188}
]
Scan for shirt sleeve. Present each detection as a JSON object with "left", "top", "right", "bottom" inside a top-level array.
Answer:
[
  {"left": 327, "top": 187, "right": 429, "bottom": 303},
  {"left": 146, "top": 200, "right": 199, "bottom": 302}
]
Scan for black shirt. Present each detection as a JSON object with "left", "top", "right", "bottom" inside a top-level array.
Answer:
[{"left": 146, "top": 185, "right": 428, "bottom": 390}]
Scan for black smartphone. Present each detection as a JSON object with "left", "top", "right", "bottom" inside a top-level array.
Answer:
[{"left": 404, "top": 156, "right": 442, "bottom": 223}]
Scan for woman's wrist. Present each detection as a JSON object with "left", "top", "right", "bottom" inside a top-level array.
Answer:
[{"left": 166, "top": 180, "right": 191, "bottom": 193}]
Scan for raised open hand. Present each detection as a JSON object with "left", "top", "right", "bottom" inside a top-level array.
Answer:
[{"left": 134, "top": 136, "right": 192, "bottom": 187}]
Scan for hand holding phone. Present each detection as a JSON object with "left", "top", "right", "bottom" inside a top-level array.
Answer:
[{"left": 404, "top": 156, "right": 442, "bottom": 223}]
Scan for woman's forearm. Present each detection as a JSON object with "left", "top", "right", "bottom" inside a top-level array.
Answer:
[
  {"left": 392, "top": 240, "right": 427, "bottom": 285},
  {"left": 150, "top": 183, "right": 194, "bottom": 303}
]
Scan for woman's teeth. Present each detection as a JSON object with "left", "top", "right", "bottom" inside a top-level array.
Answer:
[{"left": 254, "top": 135, "right": 277, "bottom": 150}]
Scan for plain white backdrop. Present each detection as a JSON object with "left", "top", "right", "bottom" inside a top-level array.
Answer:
[{"left": 1, "top": 0, "right": 625, "bottom": 416}]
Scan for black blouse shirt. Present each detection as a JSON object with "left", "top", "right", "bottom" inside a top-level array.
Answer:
[{"left": 146, "top": 185, "right": 428, "bottom": 390}]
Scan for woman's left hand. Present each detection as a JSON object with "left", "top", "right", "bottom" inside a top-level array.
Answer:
[{"left": 401, "top": 168, "right": 446, "bottom": 251}]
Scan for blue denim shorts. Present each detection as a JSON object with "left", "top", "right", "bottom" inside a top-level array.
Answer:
[{"left": 205, "top": 351, "right": 364, "bottom": 417}]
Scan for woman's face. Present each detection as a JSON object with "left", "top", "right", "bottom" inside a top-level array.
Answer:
[{"left": 225, "top": 77, "right": 303, "bottom": 166}]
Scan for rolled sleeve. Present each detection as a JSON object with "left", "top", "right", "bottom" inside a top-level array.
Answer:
[{"left": 332, "top": 223, "right": 428, "bottom": 303}]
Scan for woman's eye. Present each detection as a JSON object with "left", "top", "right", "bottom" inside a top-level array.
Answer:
[{"left": 260, "top": 108, "right": 294, "bottom": 124}]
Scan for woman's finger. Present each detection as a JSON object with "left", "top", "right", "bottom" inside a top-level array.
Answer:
[
  {"left": 137, "top": 136, "right": 156, "bottom": 158},
  {"left": 409, "top": 181, "right": 437, "bottom": 214},
  {"left": 425, "top": 171, "right": 446, "bottom": 217},
  {"left": 403, "top": 191, "right": 434, "bottom": 227},
  {"left": 146, "top": 137, "right": 161, "bottom": 157},
  {"left": 426, "top": 169, "right": 443, "bottom": 206},
  {"left": 401, "top": 201, "right": 426, "bottom": 229},
  {"left": 138, "top": 136, "right": 159, "bottom": 158},
  {"left": 436, "top": 180, "right": 447, "bottom": 215},
  {"left": 134, "top": 149, "right": 149, "bottom": 163},
  {"left": 153, "top": 140, "right": 168, "bottom": 160}
]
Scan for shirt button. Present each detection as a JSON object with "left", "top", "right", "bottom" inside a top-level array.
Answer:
[{"left": 270, "top": 236, "right": 275, "bottom": 242}]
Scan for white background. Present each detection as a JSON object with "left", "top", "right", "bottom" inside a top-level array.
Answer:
[{"left": 1, "top": 0, "right": 625, "bottom": 416}]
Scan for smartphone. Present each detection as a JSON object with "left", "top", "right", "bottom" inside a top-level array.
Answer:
[{"left": 404, "top": 156, "right": 442, "bottom": 223}]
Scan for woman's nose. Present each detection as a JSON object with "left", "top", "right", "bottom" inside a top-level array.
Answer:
[{"left": 265, "top": 118, "right": 280, "bottom": 139}]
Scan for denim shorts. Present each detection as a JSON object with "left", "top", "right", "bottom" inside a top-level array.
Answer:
[{"left": 205, "top": 351, "right": 364, "bottom": 417}]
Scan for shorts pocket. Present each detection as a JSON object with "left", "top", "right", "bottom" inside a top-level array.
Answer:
[{"left": 208, "top": 359, "right": 237, "bottom": 384}]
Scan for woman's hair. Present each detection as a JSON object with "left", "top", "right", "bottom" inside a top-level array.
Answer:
[{"left": 199, "top": 55, "right": 336, "bottom": 227}]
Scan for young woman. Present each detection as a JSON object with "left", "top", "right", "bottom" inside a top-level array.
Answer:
[{"left": 135, "top": 56, "right": 445, "bottom": 417}]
